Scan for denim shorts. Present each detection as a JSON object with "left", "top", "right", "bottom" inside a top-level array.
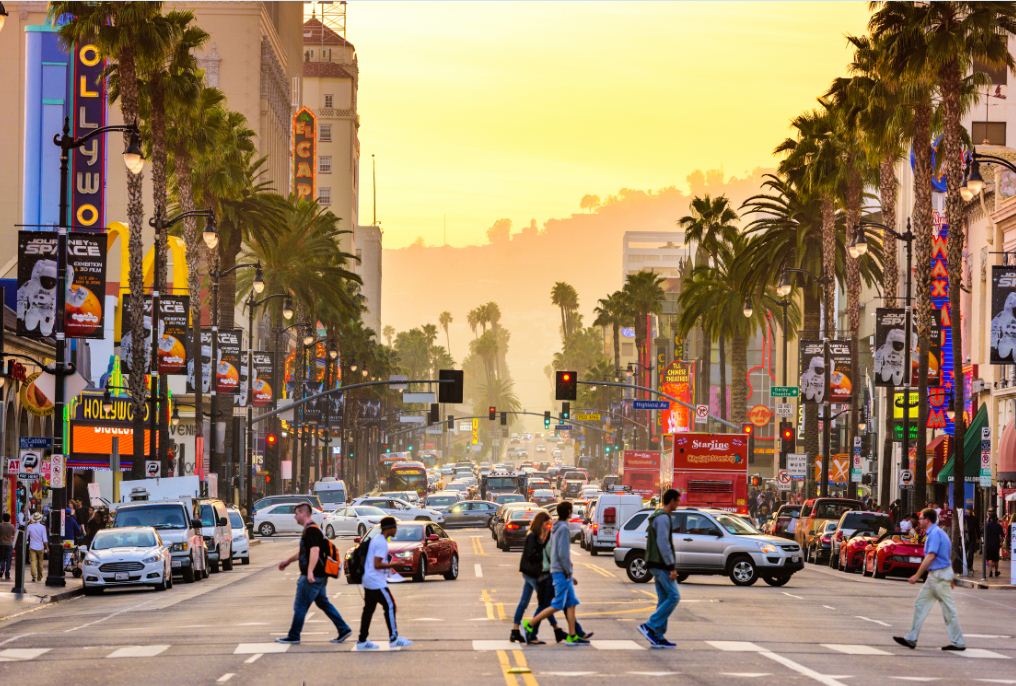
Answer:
[{"left": 551, "top": 571, "right": 579, "bottom": 610}]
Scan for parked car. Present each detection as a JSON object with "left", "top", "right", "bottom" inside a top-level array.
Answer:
[
  {"left": 254, "top": 502, "right": 326, "bottom": 537},
  {"left": 828, "top": 511, "right": 892, "bottom": 568},
  {"left": 863, "top": 533, "right": 925, "bottom": 579},
  {"left": 227, "top": 508, "right": 250, "bottom": 566},
  {"left": 496, "top": 508, "right": 537, "bottom": 551},
  {"left": 322, "top": 505, "right": 386, "bottom": 538},
  {"left": 584, "top": 493, "right": 644, "bottom": 555},
  {"left": 351, "top": 497, "right": 445, "bottom": 524},
  {"left": 82, "top": 527, "right": 173, "bottom": 594},
  {"left": 612, "top": 508, "right": 655, "bottom": 583},
  {"left": 805, "top": 521, "right": 839, "bottom": 564},
  {"left": 769, "top": 504, "right": 802, "bottom": 540},
  {"left": 193, "top": 498, "right": 233, "bottom": 573},
  {"left": 344, "top": 521, "right": 459, "bottom": 583},
  {"left": 425, "top": 492, "right": 463, "bottom": 512},
  {"left": 111, "top": 500, "right": 207, "bottom": 583},
  {"left": 442, "top": 500, "right": 499, "bottom": 528},
  {"left": 251, "top": 494, "right": 323, "bottom": 517},
  {"left": 795, "top": 497, "right": 863, "bottom": 559},
  {"left": 837, "top": 530, "right": 880, "bottom": 573}
]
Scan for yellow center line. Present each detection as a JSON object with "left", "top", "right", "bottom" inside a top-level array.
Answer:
[
  {"left": 481, "top": 589, "right": 495, "bottom": 620},
  {"left": 471, "top": 537, "right": 488, "bottom": 557},
  {"left": 580, "top": 562, "right": 614, "bottom": 578},
  {"left": 496, "top": 649, "right": 519, "bottom": 686},
  {"left": 496, "top": 602, "right": 506, "bottom": 621},
  {"left": 637, "top": 589, "right": 657, "bottom": 599},
  {"left": 511, "top": 649, "right": 539, "bottom": 686},
  {"left": 580, "top": 604, "right": 656, "bottom": 617}
]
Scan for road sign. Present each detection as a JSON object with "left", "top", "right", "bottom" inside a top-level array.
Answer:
[
  {"left": 777, "top": 470, "right": 791, "bottom": 490},
  {"left": 402, "top": 392, "right": 436, "bottom": 404},
  {"left": 50, "top": 454, "right": 65, "bottom": 488},
  {"left": 787, "top": 453, "right": 808, "bottom": 478},
  {"left": 980, "top": 426, "right": 992, "bottom": 487},
  {"left": 17, "top": 472, "right": 41, "bottom": 482},
  {"left": 471, "top": 418, "right": 479, "bottom": 445},
  {"left": 575, "top": 412, "right": 601, "bottom": 422},
  {"left": 900, "top": 469, "right": 913, "bottom": 488},
  {"left": 633, "top": 399, "right": 669, "bottom": 410},
  {"left": 775, "top": 403, "right": 793, "bottom": 417},
  {"left": 770, "top": 386, "right": 800, "bottom": 398},
  {"left": 694, "top": 404, "right": 709, "bottom": 424},
  {"left": 145, "top": 460, "right": 160, "bottom": 478}
]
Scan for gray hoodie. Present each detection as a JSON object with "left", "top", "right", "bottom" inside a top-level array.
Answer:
[{"left": 549, "top": 519, "right": 573, "bottom": 576}]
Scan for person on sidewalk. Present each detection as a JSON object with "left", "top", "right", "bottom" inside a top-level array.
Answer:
[
  {"left": 984, "top": 510, "right": 1004, "bottom": 578},
  {"left": 893, "top": 507, "right": 966, "bottom": 652},
  {"left": 0, "top": 513, "right": 15, "bottom": 580},
  {"left": 522, "top": 501, "right": 589, "bottom": 646},
  {"left": 26, "top": 513, "right": 47, "bottom": 583},
  {"left": 639, "top": 488, "right": 680, "bottom": 649},
  {"left": 357, "top": 516, "right": 413, "bottom": 651},
  {"left": 275, "top": 503, "right": 352, "bottom": 646}
]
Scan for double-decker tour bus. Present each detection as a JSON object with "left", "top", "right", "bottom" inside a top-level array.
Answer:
[
  {"left": 620, "top": 450, "right": 660, "bottom": 498},
  {"left": 664, "top": 433, "right": 749, "bottom": 514}
]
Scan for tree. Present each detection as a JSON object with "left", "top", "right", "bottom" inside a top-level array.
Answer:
[
  {"left": 438, "top": 311, "right": 453, "bottom": 356},
  {"left": 593, "top": 290, "right": 628, "bottom": 375},
  {"left": 382, "top": 325, "right": 395, "bottom": 347},
  {"left": 622, "top": 271, "right": 665, "bottom": 394},
  {"left": 550, "top": 282, "right": 579, "bottom": 342}
]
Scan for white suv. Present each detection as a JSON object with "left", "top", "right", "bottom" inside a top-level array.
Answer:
[
  {"left": 612, "top": 507, "right": 804, "bottom": 586},
  {"left": 351, "top": 496, "right": 445, "bottom": 524}
]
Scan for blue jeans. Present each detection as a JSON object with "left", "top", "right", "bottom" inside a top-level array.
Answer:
[
  {"left": 286, "top": 575, "right": 351, "bottom": 640},
  {"left": 646, "top": 568, "right": 680, "bottom": 637},
  {"left": 514, "top": 575, "right": 558, "bottom": 627}
]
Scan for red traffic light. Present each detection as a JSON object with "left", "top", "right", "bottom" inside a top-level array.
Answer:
[
  {"left": 562, "top": 372, "right": 571, "bottom": 381},
  {"left": 488, "top": 406, "right": 497, "bottom": 420},
  {"left": 741, "top": 422, "right": 754, "bottom": 435},
  {"left": 781, "top": 425, "right": 794, "bottom": 440},
  {"left": 266, "top": 432, "right": 278, "bottom": 447}
]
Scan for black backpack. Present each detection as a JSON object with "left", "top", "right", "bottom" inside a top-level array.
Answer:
[{"left": 346, "top": 535, "right": 371, "bottom": 584}]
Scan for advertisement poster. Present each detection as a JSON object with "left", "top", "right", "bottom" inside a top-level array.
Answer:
[
  {"left": 990, "top": 265, "right": 1016, "bottom": 364},
  {"left": 874, "top": 308, "right": 908, "bottom": 387},
  {"left": 118, "top": 294, "right": 150, "bottom": 375},
  {"left": 187, "top": 330, "right": 213, "bottom": 394},
  {"left": 658, "top": 360, "right": 693, "bottom": 434},
  {"left": 216, "top": 329, "right": 242, "bottom": 395},
  {"left": 827, "top": 340, "right": 853, "bottom": 404},
  {"left": 251, "top": 352, "right": 275, "bottom": 407},
  {"left": 17, "top": 231, "right": 107, "bottom": 339},
  {"left": 799, "top": 340, "right": 826, "bottom": 404},
  {"left": 672, "top": 433, "right": 748, "bottom": 472},
  {"left": 157, "top": 295, "right": 189, "bottom": 375}
]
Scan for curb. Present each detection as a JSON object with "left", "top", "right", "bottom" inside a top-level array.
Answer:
[
  {"left": 955, "top": 577, "right": 1016, "bottom": 590},
  {"left": 6, "top": 584, "right": 83, "bottom": 605}
]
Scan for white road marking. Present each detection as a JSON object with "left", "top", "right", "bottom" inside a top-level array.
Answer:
[
  {"left": 474, "top": 563, "right": 483, "bottom": 577},
  {"left": 542, "top": 672, "right": 598, "bottom": 677},
  {"left": 708, "top": 641, "right": 763, "bottom": 652},
  {"left": 889, "top": 678, "right": 939, "bottom": 683},
  {"left": 353, "top": 643, "right": 400, "bottom": 651},
  {"left": 472, "top": 640, "right": 518, "bottom": 651},
  {"left": 235, "top": 642, "right": 290, "bottom": 654},
  {"left": 976, "top": 680, "right": 1016, "bottom": 684},
  {"left": 217, "top": 674, "right": 235, "bottom": 683},
  {"left": 244, "top": 654, "right": 263, "bottom": 664},
  {"left": 630, "top": 672, "right": 681, "bottom": 677},
  {"left": 0, "top": 648, "right": 50, "bottom": 661},
  {"left": 952, "top": 648, "right": 1011, "bottom": 659},
  {"left": 821, "top": 644, "right": 891, "bottom": 656},
  {"left": 179, "top": 624, "right": 211, "bottom": 628},
  {"left": 64, "top": 598, "right": 157, "bottom": 633},
  {"left": 822, "top": 605, "right": 836, "bottom": 610},
  {"left": 721, "top": 674, "right": 772, "bottom": 679},
  {"left": 0, "top": 634, "right": 36, "bottom": 648},
  {"left": 855, "top": 615, "right": 891, "bottom": 627},
  {"left": 708, "top": 640, "right": 850, "bottom": 686},
  {"left": 968, "top": 634, "right": 1012, "bottom": 639},
  {"left": 235, "top": 622, "right": 268, "bottom": 626},
  {"left": 410, "top": 617, "right": 442, "bottom": 621},
  {"left": 106, "top": 645, "right": 170, "bottom": 659},
  {"left": 781, "top": 592, "right": 804, "bottom": 600},
  {"left": 591, "top": 640, "right": 644, "bottom": 651}
]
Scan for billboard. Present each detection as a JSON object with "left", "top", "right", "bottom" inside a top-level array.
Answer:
[
  {"left": 928, "top": 213, "right": 954, "bottom": 433},
  {"left": 672, "top": 433, "right": 749, "bottom": 472},
  {"left": 156, "top": 295, "right": 189, "bottom": 375},
  {"left": 990, "top": 265, "right": 1016, "bottom": 364},
  {"left": 292, "top": 107, "right": 317, "bottom": 200},
  {"left": 827, "top": 340, "right": 853, "bottom": 404},
  {"left": 874, "top": 308, "right": 907, "bottom": 387},
  {"left": 216, "top": 329, "right": 242, "bottom": 395},
  {"left": 68, "top": 392, "right": 153, "bottom": 469},
  {"left": 799, "top": 340, "right": 826, "bottom": 404},
  {"left": 658, "top": 360, "right": 693, "bottom": 434},
  {"left": 251, "top": 352, "right": 275, "bottom": 407}
]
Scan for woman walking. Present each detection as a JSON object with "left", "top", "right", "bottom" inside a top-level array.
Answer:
[
  {"left": 511, "top": 511, "right": 564, "bottom": 644},
  {"left": 984, "top": 510, "right": 1004, "bottom": 578}
]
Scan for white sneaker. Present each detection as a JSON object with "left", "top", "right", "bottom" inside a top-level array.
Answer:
[
  {"left": 389, "top": 636, "right": 413, "bottom": 649},
  {"left": 355, "top": 641, "right": 379, "bottom": 651}
]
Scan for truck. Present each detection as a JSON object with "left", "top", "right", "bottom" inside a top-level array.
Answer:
[
  {"left": 665, "top": 433, "right": 749, "bottom": 514},
  {"left": 480, "top": 470, "right": 527, "bottom": 501},
  {"left": 118, "top": 475, "right": 202, "bottom": 503}
]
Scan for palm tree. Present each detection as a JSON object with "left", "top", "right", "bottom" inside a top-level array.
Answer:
[
  {"left": 550, "top": 282, "right": 579, "bottom": 342},
  {"left": 438, "top": 311, "right": 453, "bottom": 356},
  {"left": 382, "top": 325, "right": 395, "bottom": 347},
  {"left": 421, "top": 324, "right": 439, "bottom": 348},
  {"left": 622, "top": 271, "right": 665, "bottom": 394},
  {"left": 593, "top": 290, "right": 627, "bottom": 376}
]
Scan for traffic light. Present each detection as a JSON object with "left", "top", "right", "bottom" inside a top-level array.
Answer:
[
  {"left": 500, "top": 411, "right": 508, "bottom": 426},
  {"left": 555, "top": 370, "right": 577, "bottom": 401},
  {"left": 779, "top": 421, "right": 796, "bottom": 454},
  {"left": 544, "top": 410, "right": 551, "bottom": 429},
  {"left": 561, "top": 401, "right": 570, "bottom": 420},
  {"left": 488, "top": 406, "right": 496, "bottom": 420},
  {"left": 447, "top": 415, "right": 455, "bottom": 429},
  {"left": 604, "top": 445, "right": 612, "bottom": 455},
  {"left": 741, "top": 422, "right": 754, "bottom": 436},
  {"left": 438, "top": 369, "right": 464, "bottom": 404},
  {"left": 429, "top": 402, "right": 440, "bottom": 424},
  {"left": 265, "top": 432, "right": 278, "bottom": 448}
]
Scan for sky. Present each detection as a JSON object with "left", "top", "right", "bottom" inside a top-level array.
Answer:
[{"left": 348, "top": 1, "right": 872, "bottom": 248}]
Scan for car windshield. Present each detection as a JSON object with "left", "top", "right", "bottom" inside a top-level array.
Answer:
[
  {"left": 389, "top": 526, "right": 424, "bottom": 542},
  {"left": 200, "top": 505, "right": 217, "bottom": 527},
  {"left": 427, "top": 496, "right": 458, "bottom": 507},
  {"left": 510, "top": 510, "right": 534, "bottom": 521},
  {"left": 843, "top": 513, "right": 891, "bottom": 532},
  {"left": 114, "top": 505, "right": 187, "bottom": 530},
  {"left": 714, "top": 513, "right": 760, "bottom": 535},
  {"left": 496, "top": 494, "right": 524, "bottom": 503},
  {"left": 317, "top": 489, "right": 346, "bottom": 506},
  {"left": 93, "top": 529, "right": 157, "bottom": 550},
  {"left": 445, "top": 483, "right": 467, "bottom": 491},
  {"left": 228, "top": 512, "right": 244, "bottom": 529},
  {"left": 533, "top": 490, "right": 554, "bottom": 497},
  {"left": 355, "top": 506, "right": 386, "bottom": 517},
  {"left": 814, "top": 501, "right": 860, "bottom": 519}
]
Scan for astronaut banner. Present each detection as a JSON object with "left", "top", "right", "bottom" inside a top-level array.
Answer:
[
  {"left": 990, "top": 266, "right": 1016, "bottom": 364},
  {"left": 874, "top": 308, "right": 908, "bottom": 387},
  {"left": 250, "top": 352, "right": 275, "bottom": 408},
  {"left": 827, "top": 339, "right": 853, "bottom": 404},
  {"left": 216, "top": 330, "right": 242, "bottom": 395},
  {"left": 799, "top": 340, "right": 827, "bottom": 404},
  {"left": 17, "top": 231, "right": 107, "bottom": 340},
  {"left": 187, "top": 330, "right": 213, "bottom": 394}
]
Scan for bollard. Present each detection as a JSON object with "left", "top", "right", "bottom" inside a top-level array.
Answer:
[{"left": 11, "top": 526, "right": 26, "bottom": 595}]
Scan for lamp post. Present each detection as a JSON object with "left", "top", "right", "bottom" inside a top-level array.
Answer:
[
  {"left": 47, "top": 118, "right": 143, "bottom": 587},
  {"left": 209, "top": 261, "right": 263, "bottom": 501}
]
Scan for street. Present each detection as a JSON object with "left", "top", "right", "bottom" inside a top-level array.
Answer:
[{"left": 1, "top": 530, "right": 1012, "bottom": 686}]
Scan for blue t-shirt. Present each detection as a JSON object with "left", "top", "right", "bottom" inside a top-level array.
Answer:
[{"left": 923, "top": 523, "right": 952, "bottom": 571}]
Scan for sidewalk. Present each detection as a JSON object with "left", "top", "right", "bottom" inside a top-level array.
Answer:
[
  {"left": 0, "top": 574, "right": 83, "bottom": 620},
  {"left": 955, "top": 555, "right": 1014, "bottom": 590}
]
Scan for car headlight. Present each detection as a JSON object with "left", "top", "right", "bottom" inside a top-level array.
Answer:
[
  {"left": 170, "top": 542, "right": 189, "bottom": 552},
  {"left": 756, "top": 542, "right": 778, "bottom": 554},
  {"left": 393, "top": 551, "right": 414, "bottom": 560},
  {"left": 84, "top": 555, "right": 99, "bottom": 566},
  {"left": 142, "top": 555, "right": 162, "bottom": 564}
]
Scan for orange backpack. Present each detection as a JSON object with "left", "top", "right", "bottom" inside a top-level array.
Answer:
[{"left": 308, "top": 524, "right": 342, "bottom": 578}]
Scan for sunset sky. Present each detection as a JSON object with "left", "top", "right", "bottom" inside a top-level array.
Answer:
[{"left": 350, "top": 1, "right": 871, "bottom": 248}]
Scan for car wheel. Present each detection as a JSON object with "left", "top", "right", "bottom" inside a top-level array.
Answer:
[
  {"left": 762, "top": 574, "right": 790, "bottom": 587},
  {"left": 829, "top": 548, "right": 838, "bottom": 568},
  {"left": 209, "top": 551, "right": 220, "bottom": 574},
  {"left": 155, "top": 576, "right": 168, "bottom": 592},
  {"left": 443, "top": 554, "right": 459, "bottom": 581},
  {"left": 241, "top": 556, "right": 250, "bottom": 566},
  {"left": 676, "top": 573, "right": 689, "bottom": 583},
  {"left": 590, "top": 546, "right": 598, "bottom": 556},
  {"left": 415, "top": 516, "right": 431, "bottom": 522},
  {"left": 414, "top": 556, "right": 427, "bottom": 582},
  {"left": 728, "top": 555, "right": 758, "bottom": 586},
  {"left": 874, "top": 560, "right": 886, "bottom": 579},
  {"left": 221, "top": 551, "right": 234, "bottom": 571},
  {"left": 625, "top": 552, "right": 650, "bottom": 583},
  {"left": 202, "top": 556, "right": 210, "bottom": 579},
  {"left": 182, "top": 564, "right": 196, "bottom": 583},
  {"left": 166, "top": 573, "right": 174, "bottom": 590},
  {"left": 259, "top": 522, "right": 275, "bottom": 537}
]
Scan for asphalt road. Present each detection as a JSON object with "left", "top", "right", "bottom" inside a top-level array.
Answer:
[{"left": 1, "top": 527, "right": 1013, "bottom": 685}]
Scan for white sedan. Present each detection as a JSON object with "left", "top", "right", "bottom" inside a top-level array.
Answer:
[
  {"left": 253, "top": 503, "right": 325, "bottom": 536},
  {"left": 351, "top": 497, "right": 445, "bottom": 524},
  {"left": 82, "top": 527, "right": 173, "bottom": 594},
  {"left": 322, "top": 505, "right": 386, "bottom": 538},
  {"left": 228, "top": 508, "right": 250, "bottom": 565}
]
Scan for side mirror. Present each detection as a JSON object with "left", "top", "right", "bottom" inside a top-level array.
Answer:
[
  {"left": 218, "top": 516, "right": 228, "bottom": 527},
  {"left": 427, "top": 534, "right": 439, "bottom": 543},
  {"left": 192, "top": 519, "right": 203, "bottom": 530}
]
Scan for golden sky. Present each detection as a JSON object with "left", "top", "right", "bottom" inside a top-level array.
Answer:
[{"left": 351, "top": 1, "right": 871, "bottom": 248}]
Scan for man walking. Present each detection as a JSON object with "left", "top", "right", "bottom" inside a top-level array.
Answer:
[
  {"left": 639, "top": 488, "right": 679, "bottom": 648},
  {"left": 357, "top": 516, "right": 413, "bottom": 650},
  {"left": 276, "top": 503, "right": 352, "bottom": 645},
  {"left": 26, "top": 513, "right": 47, "bottom": 583},
  {"left": 893, "top": 508, "right": 966, "bottom": 651},
  {"left": 522, "top": 501, "right": 590, "bottom": 646},
  {"left": 0, "top": 513, "right": 15, "bottom": 580}
]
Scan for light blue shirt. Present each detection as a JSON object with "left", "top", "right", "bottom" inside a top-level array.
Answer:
[{"left": 923, "top": 523, "right": 952, "bottom": 571}]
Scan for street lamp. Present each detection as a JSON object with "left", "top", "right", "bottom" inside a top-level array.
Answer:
[
  {"left": 775, "top": 272, "right": 793, "bottom": 298},
  {"left": 253, "top": 264, "right": 266, "bottom": 294},
  {"left": 302, "top": 327, "right": 316, "bottom": 347},
  {"left": 742, "top": 299, "right": 754, "bottom": 319},
  {"left": 282, "top": 297, "right": 295, "bottom": 322},
  {"left": 202, "top": 214, "right": 219, "bottom": 250}
]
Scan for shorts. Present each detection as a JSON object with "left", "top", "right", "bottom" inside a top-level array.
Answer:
[{"left": 550, "top": 571, "right": 579, "bottom": 611}]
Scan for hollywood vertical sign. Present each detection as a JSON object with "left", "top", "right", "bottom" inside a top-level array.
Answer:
[
  {"left": 292, "top": 107, "right": 317, "bottom": 200},
  {"left": 71, "top": 43, "right": 107, "bottom": 229}
]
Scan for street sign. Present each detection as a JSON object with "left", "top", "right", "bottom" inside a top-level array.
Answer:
[
  {"left": 145, "top": 460, "right": 160, "bottom": 478},
  {"left": 775, "top": 403, "right": 793, "bottom": 417},
  {"left": 900, "top": 469, "right": 913, "bottom": 488},
  {"left": 980, "top": 426, "right": 992, "bottom": 488},
  {"left": 17, "top": 472, "right": 41, "bottom": 482},
  {"left": 777, "top": 470, "right": 791, "bottom": 490},
  {"left": 575, "top": 412, "right": 601, "bottom": 422},
  {"left": 50, "top": 454, "right": 65, "bottom": 488},
  {"left": 402, "top": 392, "right": 436, "bottom": 405},
  {"left": 399, "top": 415, "right": 425, "bottom": 424},
  {"left": 787, "top": 453, "right": 808, "bottom": 478},
  {"left": 694, "top": 404, "right": 709, "bottom": 424},
  {"left": 770, "top": 386, "right": 800, "bottom": 398},
  {"left": 633, "top": 399, "right": 669, "bottom": 410}
]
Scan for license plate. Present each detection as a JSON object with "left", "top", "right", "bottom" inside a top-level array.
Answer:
[
  {"left": 115, "top": 572, "right": 129, "bottom": 581},
  {"left": 792, "top": 557, "right": 800, "bottom": 563},
  {"left": 908, "top": 556, "right": 922, "bottom": 563},
  {"left": 171, "top": 560, "right": 182, "bottom": 568}
]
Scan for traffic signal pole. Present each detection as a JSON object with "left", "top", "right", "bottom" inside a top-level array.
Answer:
[{"left": 576, "top": 379, "right": 740, "bottom": 431}]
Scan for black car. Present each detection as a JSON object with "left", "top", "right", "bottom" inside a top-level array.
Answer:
[
  {"left": 251, "top": 494, "right": 323, "bottom": 517},
  {"left": 495, "top": 508, "right": 537, "bottom": 551}
]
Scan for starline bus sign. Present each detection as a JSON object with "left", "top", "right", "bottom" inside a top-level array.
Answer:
[{"left": 672, "top": 433, "right": 748, "bottom": 472}]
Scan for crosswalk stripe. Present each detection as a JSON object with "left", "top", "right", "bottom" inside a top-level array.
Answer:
[
  {"left": 708, "top": 640, "right": 763, "bottom": 652},
  {"left": 952, "top": 648, "right": 1011, "bottom": 660},
  {"left": 234, "top": 642, "right": 290, "bottom": 655},
  {"left": 473, "top": 640, "right": 518, "bottom": 651},
  {"left": 590, "top": 639, "right": 644, "bottom": 650},
  {"left": 821, "top": 644, "right": 891, "bottom": 656},
  {"left": 107, "top": 645, "right": 170, "bottom": 659},
  {"left": 0, "top": 648, "right": 50, "bottom": 661}
]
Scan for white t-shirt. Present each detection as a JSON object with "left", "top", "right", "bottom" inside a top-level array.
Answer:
[
  {"left": 362, "top": 534, "right": 389, "bottom": 590},
  {"left": 27, "top": 522, "right": 47, "bottom": 551}
]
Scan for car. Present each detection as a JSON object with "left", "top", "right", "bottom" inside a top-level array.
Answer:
[
  {"left": 344, "top": 521, "right": 459, "bottom": 583},
  {"left": 443, "top": 481, "right": 470, "bottom": 496},
  {"left": 492, "top": 493, "right": 527, "bottom": 506},
  {"left": 351, "top": 497, "right": 445, "bottom": 524},
  {"left": 314, "top": 478, "right": 348, "bottom": 510},
  {"left": 769, "top": 504, "right": 802, "bottom": 540},
  {"left": 382, "top": 490, "right": 422, "bottom": 506},
  {"left": 612, "top": 507, "right": 803, "bottom": 586},
  {"left": 530, "top": 489, "right": 557, "bottom": 507},
  {"left": 227, "top": 508, "right": 251, "bottom": 566},
  {"left": 82, "top": 526, "right": 173, "bottom": 594},
  {"left": 567, "top": 502, "right": 588, "bottom": 541},
  {"left": 254, "top": 502, "right": 326, "bottom": 537},
  {"left": 863, "top": 533, "right": 925, "bottom": 579},
  {"left": 562, "top": 480, "right": 585, "bottom": 499},
  {"left": 828, "top": 511, "right": 892, "bottom": 568},
  {"left": 195, "top": 498, "right": 234, "bottom": 573},
  {"left": 552, "top": 449, "right": 562, "bottom": 459},
  {"left": 535, "top": 444, "right": 547, "bottom": 453},
  {"left": 526, "top": 478, "right": 551, "bottom": 497},
  {"left": 322, "top": 505, "right": 386, "bottom": 538},
  {"left": 584, "top": 493, "right": 644, "bottom": 555},
  {"left": 837, "top": 530, "right": 880, "bottom": 573},
  {"left": 440, "top": 466, "right": 454, "bottom": 476},
  {"left": 251, "top": 494, "right": 323, "bottom": 517},
  {"left": 490, "top": 502, "right": 542, "bottom": 538},
  {"left": 805, "top": 521, "right": 839, "bottom": 564},
  {"left": 443, "top": 500, "right": 499, "bottom": 528},
  {"left": 496, "top": 508, "right": 537, "bottom": 551},
  {"left": 111, "top": 500, "right": 208, "bottom": 583},
  {"left": 795, "top": 497, "right": 863, "bottom": 557},
  {"left": 425, "top": 492, "right": 463, "bottom": 512}
]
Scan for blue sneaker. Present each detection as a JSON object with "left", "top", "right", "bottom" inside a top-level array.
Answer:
[
  {"left": 657, "top": 637, "right": 677, "bottom": 649},
  {"left": 637, "top": 623, "right": 663, "bottom": 647}
]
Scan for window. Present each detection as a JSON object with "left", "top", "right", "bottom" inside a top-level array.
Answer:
[
  {"left": 682, "top": 513, "right": 721, "bottom": 536},
  {"left": 320, "top": 124, "right": 332, "bottom": 142},
  {"left": 324, "top": 94, "right": 333, "bottom": 108},
  {"left": 318, "top": 186, "right": 331, "bottom": 206},
  {"left": 972, "top": 121, "right": 1006, "bottom": 146},
  {"left": 974, "top": 58, "right": 1008, "bottom": 85},
  {"left": 319, "top": 155, "right": 332, "bottom": 174}
]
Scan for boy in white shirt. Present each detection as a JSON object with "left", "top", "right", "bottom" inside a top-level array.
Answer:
[{"left": 357, "top": 516, "right": 413, "bottom": 650}]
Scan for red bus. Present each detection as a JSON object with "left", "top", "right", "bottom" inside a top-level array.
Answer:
[
  {"left": 666, "top": 433, "right": 749, "bottom": 514},
  {"left": 621, "top": 450, "right": 660, "bottom": 498}
]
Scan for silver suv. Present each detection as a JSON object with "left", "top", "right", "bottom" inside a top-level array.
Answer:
[{"left": 612, "top": 507, "right": 804, "bottom": 586}]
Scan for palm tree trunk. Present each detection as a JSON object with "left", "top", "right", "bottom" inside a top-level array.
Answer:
[
  {"left": 820, "top": 198, "right": 836, "bottom": 338},
  {"left": 560, "top": 306, "right": 568, "bottom": 342},
  {"left": 612, "top": 322, "right": 621, "bottom": 375},
  {"left": 700, "top": 324, "right": 712, "bottom": 409},
  {"left": 879, "top": 155, "right": 900, "bottom": 509},
  {"left": 175, "top": 154, "right": 205, "bottom": 459},
  {"left": 846, "top": 172, "right": 862, "bottom": 499},
  {"left": 718, "top": 334, "right": 727, "bottom": 421},
  {"left": 150, "top": 88, "right": 170, "bottom": 468},
  {"left": 730, "top": 335, "right": 747, "bottom": 424},
  {"left": 912, "top": 95, "right": 934, "bottom": 510},
  {"left": 803, "top": 285, "right": 821, "bottom": 494}
]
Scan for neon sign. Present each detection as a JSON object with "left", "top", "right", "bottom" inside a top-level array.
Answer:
[
  {"left": 292, "top": 107, "right": 317, "bottom": 200},
  {"left": 928, "top": 211, "right": 953, "bottom": 434}
]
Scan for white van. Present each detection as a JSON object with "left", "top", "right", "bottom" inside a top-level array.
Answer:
[
  {"left": 313, "top": 478, "right": 348, "bottom": 511},
  {"left": 586, "top": 493, "right": 644, "bottom": 554}
]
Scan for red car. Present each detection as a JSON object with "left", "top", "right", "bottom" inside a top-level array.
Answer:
[
  {"left": 344, "top": 521, "right": 459, "bottom": 583},
  {"left": 837, "top": 531, "right": 879, "bottom": 573},
  {"left": 862, "top": 534, "right": 924, "bottom": 579}
]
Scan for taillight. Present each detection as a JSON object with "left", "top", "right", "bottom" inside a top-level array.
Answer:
[
  {"left": 821, "top": 535, "right": 831, "bottom": 543},
  {"left": 834, "top": 531, "right": 843, "bottom": 541},
  {"left": 506, "top": 523, "right": 519, "bottom": 530},
  {"left": 603, "top": 507, "right": 616, "bottom": 525},
  {"left": 615, "top": 530, "right": 620, "bottom": 547},
  {"left": 592, "top": 524, "right": 598, "bottom": 534},
  {"left": 570, "top": 517, "right": 582, "bottom": 523}
]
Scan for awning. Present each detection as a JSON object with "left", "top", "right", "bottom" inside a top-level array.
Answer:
[
  {"left": 925, "top": 434, "right": 950, "bottom": 481},
  {"left": 937, "top": 404, "right": 988, "bottom": 483},
  {"left": 998, "top": 423, "right": 1016, "bottom": 481}
]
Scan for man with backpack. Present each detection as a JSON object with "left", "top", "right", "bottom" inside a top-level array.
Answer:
[
  {"left": 354, "top": 516, "right": 413, "bottom": 650},
  {"left": 276, "top": 503, "right": 352, "bottom": 645},
  {"left": 639, "top": 488, "right": 679, "bottom": 648}
]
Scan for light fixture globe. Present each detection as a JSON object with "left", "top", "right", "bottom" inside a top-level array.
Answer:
[
  {"left": 742, "top": 299, "right": 753, "bottom": 319},
  {"left": 202, "top": 216, "right": 219, "bottom": 250},
  {"left": 776, "top": 272, "right": 792, "bottom": 298},
  {"left": 172, "top": 407, "right": 180, "bottom": 427},
  {"left": 252, "top": 263, "right": 266, "bottom": 294},
  {"left": 965, "top": 158, "right": 985, "bottom": 195},
  {"left": 123, "top": 128, "right": 144, "bottom": 174},
  {"left": 282, "top": 297, "right": 294, "bottom": 321}
]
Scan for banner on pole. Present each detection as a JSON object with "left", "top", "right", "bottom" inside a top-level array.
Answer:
[{"left": 799, "top": 340, "right": 826, "bottom": 404}]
